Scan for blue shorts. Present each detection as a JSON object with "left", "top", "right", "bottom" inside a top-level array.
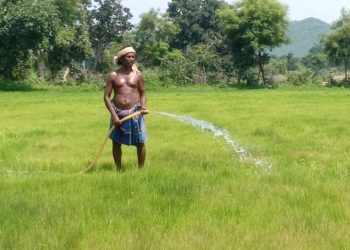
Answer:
[{"left": 109, "top": 103, "right": 147, "bottom": 146}]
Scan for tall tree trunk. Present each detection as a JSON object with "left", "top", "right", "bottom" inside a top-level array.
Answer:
[
  {"left": 202, "top": 64, "right": 207, "bottom": 83},
  {"left": 345, "top": 56, "right": 348, "bottom": 81},
  {"left": 4, "top": 70, "right": 10, "bottom": 80},
  {"left": 258, "top": 52, "right": 267, "bottom": 87},
  {"left": 34, "top": 50, "right": 44, "bottom": 79},
  {"left": 63, "top": 67, "right": 70, "bottom": 82},
  {"left": 37, "top": 63, "right": 44, "bottom": 79},
  {"left": 93, "top": 39, "right": 105, "bottom": 70}
]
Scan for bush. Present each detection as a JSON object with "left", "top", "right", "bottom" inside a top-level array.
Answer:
[
  {"left": 330, "top": 77, "right": 350, "bottom": 88},
  {"left": 143, "top": 69, "right": 166, "bottom": 90},
  {"left": 0, "top": 81, "right": 38, "bottom": 91},
  {"left": 159, "top": 49, "right": 199, "bottom": 84},
  {"left": 287, "top": 69, "right": 313, "bottom": 85}
]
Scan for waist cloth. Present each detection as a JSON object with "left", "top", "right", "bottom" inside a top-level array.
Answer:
[{"left": 109, "top": 103, "right": 147, "bottom": 146}]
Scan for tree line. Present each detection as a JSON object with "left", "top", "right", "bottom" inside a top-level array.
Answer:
[{"left": 0, "top": 0, "right": 349, "bottom": 88}]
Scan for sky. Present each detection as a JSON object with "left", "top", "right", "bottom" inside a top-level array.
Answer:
[{"left": 123, "top": 0, "right": 350, "bottom": 25}]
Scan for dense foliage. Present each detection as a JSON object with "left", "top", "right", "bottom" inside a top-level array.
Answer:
[
  {"left": 0, "top": 0, "right": 349, "bottom": 87},
  {"left": 217, "top": 0, "right": 289, "bottom": 87},
  {"left": 87, "top": 0, "right": 133, "bottom": 71},
  {"left": 324, "top": 8, "right": 350, "bottom": 82},
  {"left": 0, "top": 0, "right": 58, "bottom": 79}
]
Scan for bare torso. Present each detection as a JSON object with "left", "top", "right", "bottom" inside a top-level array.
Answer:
[{"left": 110, "top": 70, "right": 142, "bottom": 110}]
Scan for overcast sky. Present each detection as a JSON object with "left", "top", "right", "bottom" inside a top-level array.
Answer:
[{"left": 123, "top": 0, "right": 350, "bottom": 25}]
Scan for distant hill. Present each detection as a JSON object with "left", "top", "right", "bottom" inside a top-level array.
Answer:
[{"left": 272, "top": 17, "right": 331, "bottom": 58}]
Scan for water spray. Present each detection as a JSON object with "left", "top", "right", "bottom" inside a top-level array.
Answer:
[{"left": 155, "top": 111, "right": 271, "bottom": 173}]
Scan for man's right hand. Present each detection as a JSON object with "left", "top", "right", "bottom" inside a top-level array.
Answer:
[
  {"left": 141, "top": 108, "right": 149, "bottom": 115},
  {"left": 113, "top": 118, "right": 122, "bottom": 127}
]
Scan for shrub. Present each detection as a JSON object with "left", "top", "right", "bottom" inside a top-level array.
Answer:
[{"left": 287, "top": 69, "right": 313, "bottom": 85}]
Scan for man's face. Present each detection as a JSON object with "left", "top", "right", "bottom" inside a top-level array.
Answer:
[{"left": 122, "top": 52, "right": 136, "bottom": 67}]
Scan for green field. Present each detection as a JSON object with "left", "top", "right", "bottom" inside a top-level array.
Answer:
[{"left": 1, "top": 87, "right": 350, "bottom": 249}]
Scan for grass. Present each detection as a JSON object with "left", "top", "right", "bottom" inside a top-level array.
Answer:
[{"left": 0, "top": 87, "right": 349, "bottom": 249}]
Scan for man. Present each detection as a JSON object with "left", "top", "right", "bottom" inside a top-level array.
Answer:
[{"left": 104, "top": 46, "right": 148, "bottom": 170}]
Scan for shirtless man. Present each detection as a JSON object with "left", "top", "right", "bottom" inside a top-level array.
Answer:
[{"left": 104, "top": 46, "right": 148, "bottom": 170}]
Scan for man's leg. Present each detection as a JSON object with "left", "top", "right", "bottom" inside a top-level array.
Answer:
[
  {"left": 137, "top": 143, "right": 146, "bottom": 168},
  {"left": 112, "top": 141, "right": 122, "bottom": 170}
]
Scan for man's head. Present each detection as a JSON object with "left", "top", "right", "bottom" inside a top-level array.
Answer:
[{"left": 115, "top": 46, "right": 137, "bottom": 70}]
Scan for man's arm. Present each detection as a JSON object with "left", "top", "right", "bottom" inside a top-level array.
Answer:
[
  {"left": 104, "top": 73, "right": 121, "bottom": 126},
  {"left": 138, "top": 74, "right": 148, "bottom": 114}
]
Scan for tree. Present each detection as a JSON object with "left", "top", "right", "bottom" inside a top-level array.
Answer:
[
  {"left": 0, "top": 0, "right": 58, "bottom": 79},
  {"left": 167, "top": 0, "right": 225, "bottom": 50},
  {"left": 283, "top": 53, "right": 299, "bottom": 71},
  {"left": 132, "top": 9, "right": 180, "bottom": 67},
  {"left": 185, "top": 44, "right": 224, "bottom": 83},
  {"left": 217, "top": 0, "right": 288, "bottom": 87},
  {"left": 87, "top": 0, "right": 133, "bottom": 71},
  {"left": 324, "top": 9, "right": 350, "bottom": 81},
  {"left": 46, "top": 0, "right": 92, "bottom": 80},
  {"left": 302, "top": 45, "right": 328, "bottom": 74},
  {"left": 331, "top": 8, "right": 350, "bottom": 29},
  {"left": 160, "top": 49, "right": 198, "bottom": 84},
  {"left": 0, "top": 0, "right": 92, "bottom": 81}
]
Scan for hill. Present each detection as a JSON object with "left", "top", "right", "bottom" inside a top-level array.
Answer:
[{"left": 272, "top": 17, "right": 331, "bottom": 57}]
